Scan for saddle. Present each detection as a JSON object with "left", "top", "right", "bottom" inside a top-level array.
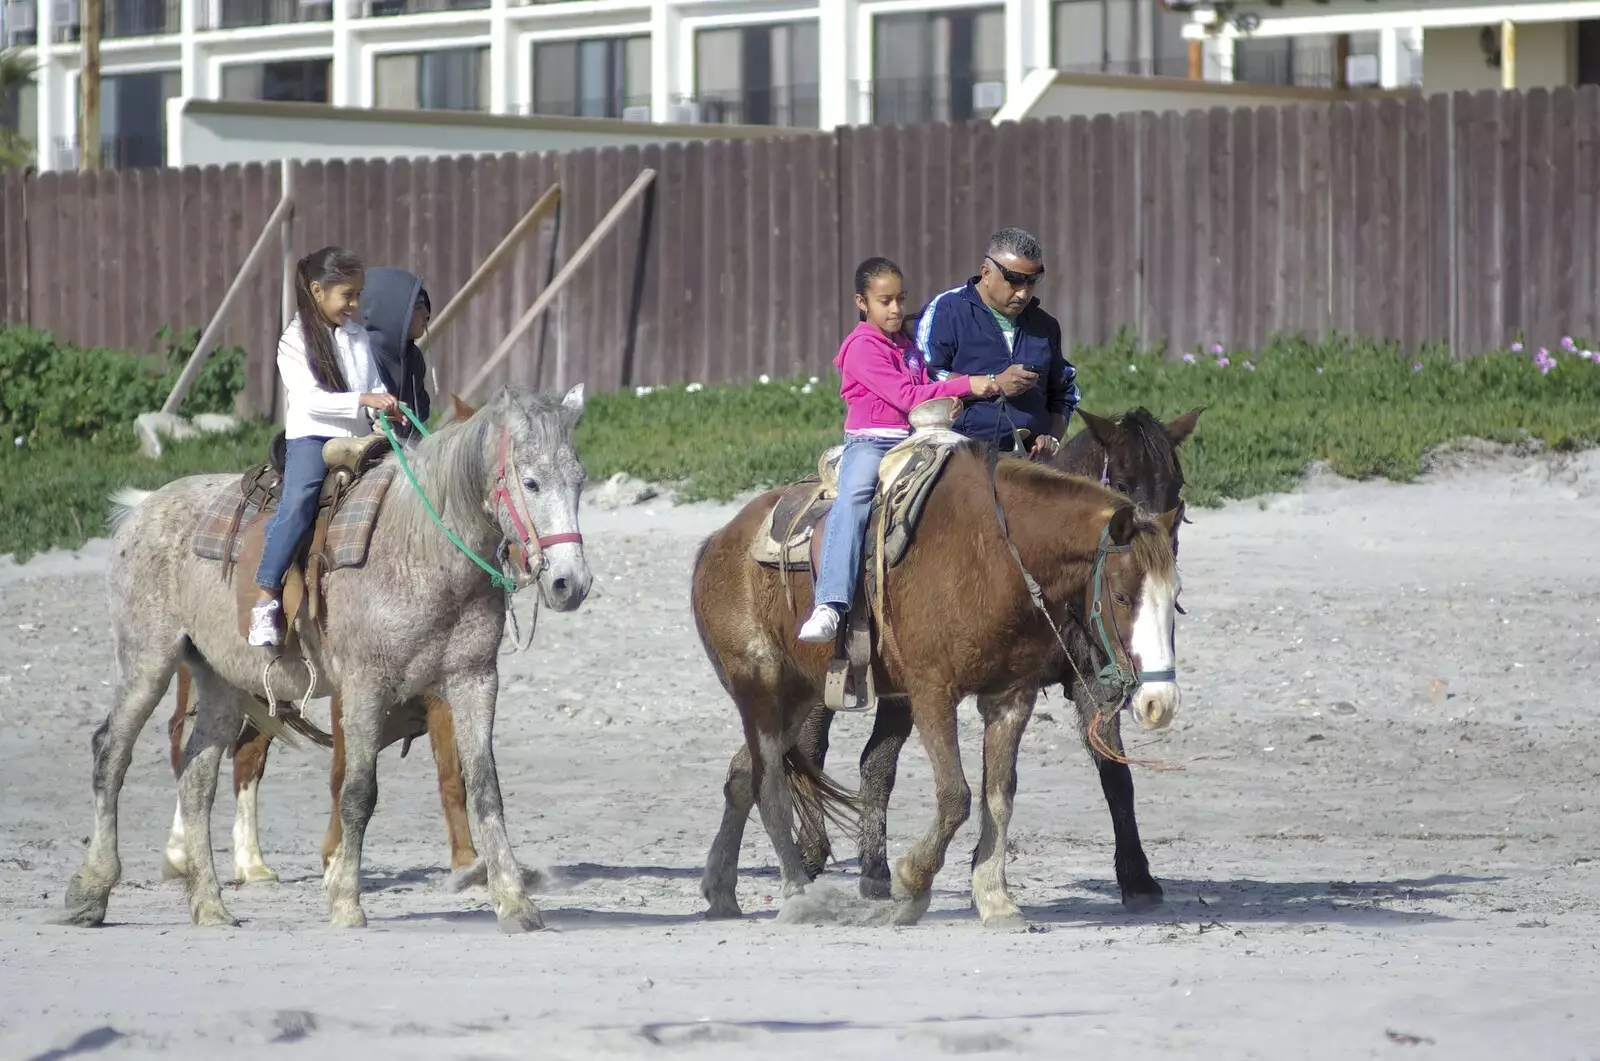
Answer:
[
  {"left": 216, "top": 431, "right": 395, "bottom": 654},
  {"left": 748, "top": 397, "right": 969, "bottom": 713}
]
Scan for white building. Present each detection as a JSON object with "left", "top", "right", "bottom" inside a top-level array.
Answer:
[
  {"left": 1178, "top": 0, "right": 1600, "bottom": 97},
  {"left": 10, "top": 0, "right": 1574, "bottom": 173}
]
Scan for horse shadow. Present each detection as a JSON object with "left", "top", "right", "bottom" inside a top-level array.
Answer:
[{"left": 1012, "top": 873, "right": 1496, "bottom": 927}]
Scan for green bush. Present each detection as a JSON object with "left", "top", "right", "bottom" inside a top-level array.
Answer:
[{"left": 0, "top": 325, "right": 246, "bottom": 443}]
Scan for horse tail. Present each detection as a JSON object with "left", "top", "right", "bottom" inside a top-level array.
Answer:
[
  {"left": 107, "top": 487, "right": 155, "bottom": 534},
  {"left": 782, "top": 745, "right": 860, "bottom": 845}
]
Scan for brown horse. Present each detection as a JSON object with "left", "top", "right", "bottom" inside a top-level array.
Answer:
[
  {"left": 793, "top": 406, "right": 1203, "bottom": 912},
  {"left": 693, "top": 442, "right": 1181, "bottom": 927},
  {"left": 160, "top": 393, "right": 508, "bottom": 889}
]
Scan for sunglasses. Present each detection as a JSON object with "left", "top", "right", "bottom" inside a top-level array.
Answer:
[{"left": 986, "top": 256, "right": 1045, "bottom": 287}]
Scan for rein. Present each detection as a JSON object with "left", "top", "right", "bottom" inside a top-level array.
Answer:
[{"left": 376, "top": 405, "right": 584, "bottom": 594}]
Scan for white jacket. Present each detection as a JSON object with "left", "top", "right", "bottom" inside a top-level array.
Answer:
[{"left": 278, "top": 315, "right": 388, "bottom": 440}]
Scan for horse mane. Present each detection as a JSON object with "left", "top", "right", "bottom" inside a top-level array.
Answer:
[
  {"left": 376, "top": 388, "right": 576, "bottom": 557},
  {"left": 988, "top": 449, "right": 1175, "bottom": 577},
  {"left": 1112, "top": 407, "right": 1180, "bottom": 477}
]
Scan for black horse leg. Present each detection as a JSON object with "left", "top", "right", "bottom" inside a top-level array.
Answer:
[
  {"left": 1082, "top": 704, "right": 1164, "bottom": 911},
  {"left": 795, "top": 706, "right": 835, "bottom": 879},
  {"left": 857, "top": 696, "right": 914, "bottom": 899}
]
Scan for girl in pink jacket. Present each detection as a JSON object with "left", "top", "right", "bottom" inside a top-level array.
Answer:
[{"left": 798, "top": 257, "right": 1036, "bottom": 644}]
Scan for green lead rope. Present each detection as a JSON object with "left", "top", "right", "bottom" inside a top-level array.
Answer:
[{"left": 376, "top": 405, "right": 519, "bottom": 593}]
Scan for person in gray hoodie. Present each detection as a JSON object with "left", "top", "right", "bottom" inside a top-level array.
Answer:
[{"left": 361, "top": 266, "right": 432, "bottom": 437}]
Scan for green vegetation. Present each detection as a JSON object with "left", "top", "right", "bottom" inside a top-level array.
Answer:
[
  {"left": 576, "top": 334, "right": 1600, "bottom": 504},
  {"left": 5, "top": 330, "right": 1600, "bottom": 562}
]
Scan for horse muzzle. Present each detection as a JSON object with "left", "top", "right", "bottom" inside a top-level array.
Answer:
[
  {"left": 538, "top": 545, "right": 592, "bottom": 612},
  {"left": 1131, "top": 680, "right": 1180, "bottom": 731}
]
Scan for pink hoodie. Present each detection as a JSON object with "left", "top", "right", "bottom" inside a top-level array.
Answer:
[{"left": 835, "top": 321, "right": 970, "bottom": 435}]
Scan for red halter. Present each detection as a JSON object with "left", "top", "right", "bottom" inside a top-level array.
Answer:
[{"left": 494, "top": 427, "right": 584, "bottom": 578}]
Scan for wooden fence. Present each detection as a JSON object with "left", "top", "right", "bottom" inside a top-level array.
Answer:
[{"left": 3, "top": 85, "right": 1598, "bottom": 415}]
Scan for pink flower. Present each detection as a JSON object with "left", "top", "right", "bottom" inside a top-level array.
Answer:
[
  {"left": 1182, "top": 352, "right": 1196, "bottom": 364},
  {"left": 1412, "top": 362, "right": 1422, "bottom": 372},
  {"left": 1216, "top": 357, "right": 1230, "bottom": 367},
  {"left": 1210, "top": 343, "right": 1224, "bottom": 355},
  {"left": 1511, "top": 341, "right": 1524, "bottom": 352},
  {"left": 1562, "top": 336, "right": 1577, "bottom": 351}
]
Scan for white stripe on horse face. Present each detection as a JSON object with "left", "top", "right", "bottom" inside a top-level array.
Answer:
[{"left": 1129, "top": 569, "right": 1180, "bottom": 731}]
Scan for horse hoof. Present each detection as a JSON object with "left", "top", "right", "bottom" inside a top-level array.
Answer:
[
  {"left": 444, "top": 859, "right": 488, "bottom": 893},
  {"left": 981, "top": 909, "right": 1029, "bottom": 932},
  {"left": 330, "top": 904, "right": 368, "bottom": 929},
  {"left": 703, "top": 897, "right": 743, "bottom": 920},
  {"left": 858, "top": 875, "right": 892, "bottom": 901},
  {"left": 192, "top": 904, "right": 240, "bottom": 928},
  {"left": 496, "top": 902, "right": 544, "bottom": 934},
  {"left": 1121, "top": 886, "right": 1165, "bottom": 913},
  {"left": 56, "top": 878, "right": 110, "bottom": 928},
  {"left": 237, "top": 865, "right": 280, "bottom": 885}
]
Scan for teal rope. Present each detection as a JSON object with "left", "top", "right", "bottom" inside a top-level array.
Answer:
[{"left": 377, "top": 405, "right": 517, "bottom": 592}]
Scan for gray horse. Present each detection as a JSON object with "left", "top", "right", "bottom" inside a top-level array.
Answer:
[{"left": 58, "top": 385, "right": 592, "bottom": 933}]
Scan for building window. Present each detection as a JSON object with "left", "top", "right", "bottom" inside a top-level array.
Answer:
[
  {"left": 531, "top": 36, "right": 650, "bottom": 119},
  {"left": 1051, "top": 0, "right": 1188, "bottom": 78},
  {"left": 693, "top": 21, "right": 819, "bottom": 127},
  {"left": 85, "top": 69, "right": 179, "bottom": 169},
  {"left": 220, "top": 59, "right": 330, "bottom": 103},
  {"left": 1233, "top": 33, "right": 1335, "bottom": 88},
  {"left": 202, "top": 0, "right": 331, "bottom": 31},
  {"left": 374, "top": 46, "right": 489, "bottom": 111},
  {"left": 872, "top": 6, "right": 1005, "bottom": 125}
]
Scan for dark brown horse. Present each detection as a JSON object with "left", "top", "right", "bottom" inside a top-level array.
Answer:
[
  {"left": 793, "top": 406, "right": 1203, "bottom": 911},
  {"left": 693, "top": 442, "right": 1182, "bottom": 927}
]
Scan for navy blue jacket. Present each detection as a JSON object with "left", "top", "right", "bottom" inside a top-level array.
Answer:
[
  {"left": 362, "top": 266, "right": 431, "bottom": 435},
  {"left": 913, "top": 278, "right": 1080, "bottom": 444}
]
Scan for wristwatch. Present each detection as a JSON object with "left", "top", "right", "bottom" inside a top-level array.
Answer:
[{"left": 986, "top": 372, "right": 997, "bottom": 395}]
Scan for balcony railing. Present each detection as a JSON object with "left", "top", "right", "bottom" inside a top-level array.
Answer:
[
  {"left": 523, "top": 95, "right": 651, "bottom": 121},
  {"left": 200, "top": 0, "right": 330, "bottom": 30},
  {"left": 362, "top": 0, "right": 489, "bottom": 17},
  {"left": 692, "top": 85, "right": 819, "bottom": 129},
  {"left": 1057, "top": 57, "right": 1192, "bottom": 79},
  {"left": 51, "top": 0, "right": 181, "bottom": 41},
  {"left": 866, "top": 73, "right": 1005, "bottom": 126},
  {"left": 54, "top": 133, "right": 165, "bottom": 170}
]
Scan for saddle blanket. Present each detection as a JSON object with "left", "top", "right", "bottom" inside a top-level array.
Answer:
[{"left": 191, "top": 465, "right": 397, "bottom": 571}]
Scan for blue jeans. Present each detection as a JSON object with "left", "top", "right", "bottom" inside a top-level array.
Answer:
[
  {"left": 254, "top": 436, "right": 329, "bottom": 590},
  {"left": 813, "top": 435, "right": 898, "bottom": 610}
]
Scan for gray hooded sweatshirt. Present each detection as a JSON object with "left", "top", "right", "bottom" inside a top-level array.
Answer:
[{"left": 362, "top": 266, "right": 430, "bottom": 432}]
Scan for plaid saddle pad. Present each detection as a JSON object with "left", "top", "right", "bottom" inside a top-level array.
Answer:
[{"left": 191, "top": 464, "right": 398, "bottom": 572}]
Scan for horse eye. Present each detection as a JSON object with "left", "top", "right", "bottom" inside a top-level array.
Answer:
[
  {"left": 1113, "top": 591, "right": 1130, "bottom": 607},
  {"left": 522, "top": 477, "right": 540, "bottom": 493}
]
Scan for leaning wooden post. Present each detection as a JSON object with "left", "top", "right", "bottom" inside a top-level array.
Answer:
[
  {"left": 422, "top": 182, "right": 561, "bottom": 355},
  {"left": 1500, "top": 20, "right": 1516, "bottom": 91},
  {"left": 280, "top": 159, "right": 296, "bottom": 332},
  {"left": 79, "top": 0, "right": 102, "bottom": 171},
  {"left": 160, "top": 171, "right": 296, "bottom": 416},
  {"left": 456, "top": 168, "right": 657, "bottom": 406}
]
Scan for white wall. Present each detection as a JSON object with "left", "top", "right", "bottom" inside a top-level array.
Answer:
[
  {"left": 1002, "top": 70, "right": 1411, "bottom": 123},
  {"left": 1421, "top": 22, "right": 1575, "bottom": 93},
  {"left": 166, "top": 97, "right": 810, "bottom": 168}
]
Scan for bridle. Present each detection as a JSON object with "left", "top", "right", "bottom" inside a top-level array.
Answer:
[{"left": 492, "top": 425, "right": 583, "bottom": 584}]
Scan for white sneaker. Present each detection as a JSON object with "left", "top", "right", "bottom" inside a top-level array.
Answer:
[
  {"left": 248, "top": 599, "right": 283, "bottom": 647},
  {"left": 797, "top": 604, "right": 841, "bottom": 644}
]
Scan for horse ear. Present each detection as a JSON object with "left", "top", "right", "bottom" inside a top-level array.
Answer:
[
  {"left": 1155, "top": 506, "right": 1179, "bottom": 539},
  {"left": 562, "top": 382, "right": 586, "bottom": 421},
  {"left": 1165, "top": 406, "right": 1205, "bottom": 447},
  {"left": 1076, "top": 408, "right": 1116, "bottom": 447},
  {"left": 1106, "top": 503, "right": 1140, "bottom": 547},
  {"left": 449, "top": 393, "right": 475, "bottom": 421}
]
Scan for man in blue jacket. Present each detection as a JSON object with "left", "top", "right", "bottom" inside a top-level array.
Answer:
[{"left": 914, "top": 227, "right": 1080, "bottom": 459}]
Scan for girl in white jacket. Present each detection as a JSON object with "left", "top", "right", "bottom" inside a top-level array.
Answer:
[{"left": 249, "top": 246, "right": 398, "bottom": 648}]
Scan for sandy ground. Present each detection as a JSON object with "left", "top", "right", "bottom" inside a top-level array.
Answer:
[{"left": 3, "top": 446, "right": 1600, "bottom": 1060}]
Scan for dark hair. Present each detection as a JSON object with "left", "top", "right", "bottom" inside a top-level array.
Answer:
[
  {"left": 853, "top": 256, "right": 903, "bottom": 322},
  {"left": 986, "top": 226, "right": 1043, "bottom": 263},
  {"left": 417, "top": 286, "right": 431, "bottom": 316},
  {"left": 294, "top": 246, "right": 364, "bottom": 392}
]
